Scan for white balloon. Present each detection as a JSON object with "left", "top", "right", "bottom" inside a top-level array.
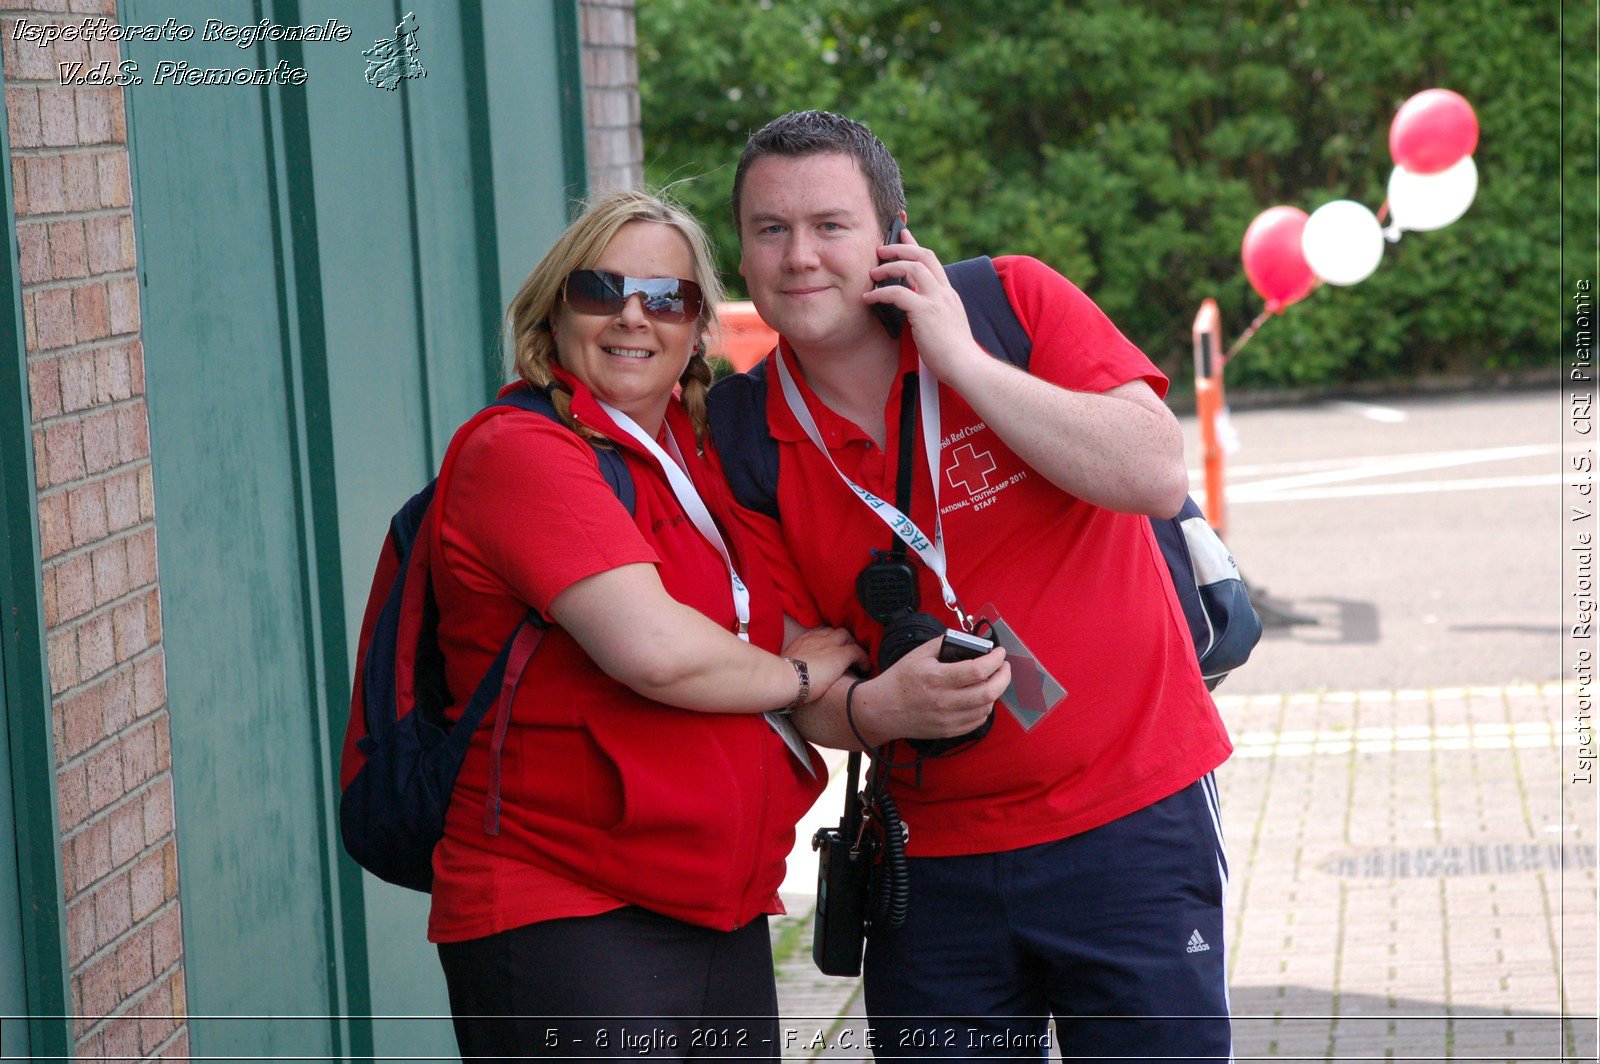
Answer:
[
  {"left": 1301, "top": 200, "right": 1385, "bottom": 286},
  {"left": 1387, "top": 156, "right": 1478, "bottom": 232}
]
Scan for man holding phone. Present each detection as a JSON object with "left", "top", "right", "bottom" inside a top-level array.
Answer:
[{"left": 708, "top": 110, "right": 1233, "bottom": 1059}]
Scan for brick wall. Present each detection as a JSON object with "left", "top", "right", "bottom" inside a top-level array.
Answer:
[
  {"left": 1, "top": 0, "right": 187, "bottom": 1059},
  {"left": 580, "top": 0, "right": 642, "bottom": 192}
]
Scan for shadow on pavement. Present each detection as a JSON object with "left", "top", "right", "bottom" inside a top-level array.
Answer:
[{"left": 1256, "top": 596, "right": 1381, "bottom": 645}]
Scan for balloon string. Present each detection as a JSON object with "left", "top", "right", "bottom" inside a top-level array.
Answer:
[
  {"left": 1224, "top": 308, "right": 1274, "bottom": 362},
  {"left": 1227, "top": 277, "right": 1325, "bottom": 362},
  {"left": 1377, "top": 199, "right": 1390, "bottom": 224}
]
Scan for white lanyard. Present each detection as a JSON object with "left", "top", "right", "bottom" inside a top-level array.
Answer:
[
  {"left": 594, "top": 400, "right": 815, "bottom": 777},
  {"left": 595, "top": 400, "right": 751, "bottom": 642},
  {"left": 773, "top": 350, "right": 970, "bottom": 629}
]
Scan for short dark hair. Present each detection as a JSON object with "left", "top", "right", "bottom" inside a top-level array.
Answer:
[{"left": 731, "top": 110, "right": 906, "bottom": 240}]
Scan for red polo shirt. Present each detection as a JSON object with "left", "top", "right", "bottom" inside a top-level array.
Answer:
[
  {"left": 735, "top": 255, "right": 1231, "bottom": 857},
  {"left": 425, "top": 371, "right": 825, "bottom": 942}
]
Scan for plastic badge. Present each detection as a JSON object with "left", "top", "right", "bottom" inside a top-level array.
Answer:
[
  {"left": 765, "top": 712, "right": 817, "bottom": 777},
  {"left": 977, "top": 603, "right": 1066, "bottom": 731}
]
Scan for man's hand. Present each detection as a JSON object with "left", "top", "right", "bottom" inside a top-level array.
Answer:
[
  {"left": 861, "top": 227, "right": 989, "bottom": 383},
  {"left": 866, "top": 234, "right": 1188, "bottom": 518},
  {"left": 848, "top": 639, "right": 1010, "bottom": 747}
]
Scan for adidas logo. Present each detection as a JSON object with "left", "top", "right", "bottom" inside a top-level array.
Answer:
[{"left": 1185, "top": 930, "right": 1210, "bottom": 954}]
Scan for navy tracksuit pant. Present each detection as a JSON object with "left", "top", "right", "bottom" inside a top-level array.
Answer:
[{"left": 864, "top": 775, "right": 1232, "bottom": 1061}]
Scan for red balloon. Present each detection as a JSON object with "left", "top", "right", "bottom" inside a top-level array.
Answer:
[
  {"left": 1390, "top": 89, "right": 1479, "bottom": 175},
  {"left": 1241, "top": 206, "right": 1316, "bottom": 313}
]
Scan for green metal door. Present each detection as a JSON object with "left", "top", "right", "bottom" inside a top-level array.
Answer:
[
  {"left": 123, "top": 4, "right": 342, "bottom": 1055},
  {"left": 0, "top": 637, "right": 30, "bottom": 1060},
  {"left": 122, "top": 1, "right": 583, "bottom": 1059},
  {"left": 307, "top": 0, "right": 585, "bottom": 1056}
]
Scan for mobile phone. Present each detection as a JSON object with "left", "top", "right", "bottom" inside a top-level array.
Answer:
[
  {"left": 937, "top": 628, "right": 994, "bottom": 663},
  {"left": 871, "top": 217, "right": 909, "bottom": 339}
]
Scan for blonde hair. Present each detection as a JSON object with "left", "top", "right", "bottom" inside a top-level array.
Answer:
[{"left": 505, "top": 188, "right": 726, "bottom": 444}]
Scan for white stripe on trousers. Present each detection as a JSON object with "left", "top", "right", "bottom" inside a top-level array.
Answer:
[{"left": 1200, "top": 771, "right": 1235, "bottom": 1064}]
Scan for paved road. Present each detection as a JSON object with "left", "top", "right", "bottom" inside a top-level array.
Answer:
[
  {"left": 1189, "top": 389, "right": 1567, "bottom": 696},
  {"left": 772, "top": 388, "right": 1596, "bottom": 1062}
]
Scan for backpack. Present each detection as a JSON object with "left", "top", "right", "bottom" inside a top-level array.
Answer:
[
  {"left": 339, "top": 385, "right": 635, "bottom": 892},
  {"left": 707, "top": 257, "right": 1260, "bottom": 689}
]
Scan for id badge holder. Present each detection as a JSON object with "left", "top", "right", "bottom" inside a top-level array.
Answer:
[
  {"left": 764, "top": 712, "right": 818, "bottom": 778},
  {"left": 976, "top": 603, "right": 1066, "bottom": 731}
]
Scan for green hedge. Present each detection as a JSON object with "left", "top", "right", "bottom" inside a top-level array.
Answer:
[{"left": 639, "top": 0, "right": 1588, "bottom": 390}]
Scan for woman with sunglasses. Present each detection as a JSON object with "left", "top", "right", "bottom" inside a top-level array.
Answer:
[{"left": 422, "top": 187, "right": 866, "bottom": 1062}]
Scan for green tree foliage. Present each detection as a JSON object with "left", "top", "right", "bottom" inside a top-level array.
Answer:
[{"left": 639, "top": 0, "right": 1582, "bottom": 390}]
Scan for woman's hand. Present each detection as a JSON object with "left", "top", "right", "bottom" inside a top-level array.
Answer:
[{"left": 781, "top": 626, "right": 870, "bottom": 703}]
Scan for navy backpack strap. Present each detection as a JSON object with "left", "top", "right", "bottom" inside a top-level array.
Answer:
[
  {"left": 434, "top": 609, "right": 547, "bottom": 837},
  {"left": 495, "top": 384, "right": 636, "bottom": 516},
  {"left": 591, "top": 449, "right": 635, "bottom": 515},
  {"left": 390, "top": 481, "right": 437, "bottom": 558},
  {"left": 707, "top": 360, "right": 780, "bottom": 521},
  {"left": 946, "top": 256, "right": 1032, "bottom": 370}
]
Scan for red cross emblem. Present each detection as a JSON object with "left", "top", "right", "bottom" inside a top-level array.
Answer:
[{"left": 946, "top": 443, "right": 998, "bottom": 494}]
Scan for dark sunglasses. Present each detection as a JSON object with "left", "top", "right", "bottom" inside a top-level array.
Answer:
[{"left": 562, "top": 269, "right": 704, "bottom": 324}]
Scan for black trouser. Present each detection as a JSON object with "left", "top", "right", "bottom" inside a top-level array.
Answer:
[{"left": 436, "top": 906, "right": 779, "bottom": 1062}]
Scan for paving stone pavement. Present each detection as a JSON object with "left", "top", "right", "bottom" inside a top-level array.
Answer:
[{"left": 771, "top": 683, "right": 1598, "bottom": 1061}]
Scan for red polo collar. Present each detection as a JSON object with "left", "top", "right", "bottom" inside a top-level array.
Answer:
[
  {"left": 500, "top": 366, "right": 691, "bottom": 460},
  {"left": 761, "top": 333, "right": 920, "bottom": 451}
]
